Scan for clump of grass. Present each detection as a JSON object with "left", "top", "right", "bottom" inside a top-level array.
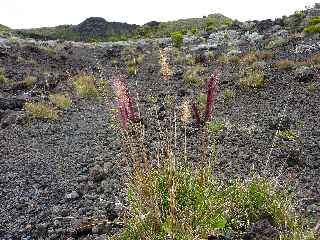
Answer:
[
  {"left": 308, "top": 16, "right": 320, "bottom": 25},
  {"left": 183, "top": 65, "right": 207, "bottom": 86},
  {"left": 257, "top": 50, "right": 273, "bottom": 61},
  {"left": 307, "top": 83, "right": 318, "bottom": 93},
  {"left": 127, "top": 66, "right": 137, "bottom": 76},
  {"left": 207, "top": 120, "right": 225, "bottom": 134},
  {"left": 310, "top": 53, "right": 320, "bottom": 65},
  {"left": 24, "top": 102, "right": 58, "bottom": 120},
  {"left": 111, "top": 59, "right": 118, "bottom": 66},
  {"left": 304, "top": 25, "right": 320, "bottom": 33},
  {"left": 223, "top": 89, "right": 236, "bottom": 102},
  {"left": 0, "top": 68, "right": 7, "bottom": 84},
  {"left": 240, "top": 70, "right": 265, "bottom": 89},
  {"left": 241, "top": 51, "right": 258, "bottom": 65},
  {"left": 185, "top": 54, "right": 195, "bottom": 66},
  {"left": 218, "top": 55, "right": 229, "bottom": 64},
  {"left": 228, "top": 55, "right": 241, "bottom": 64},
  {"left": 304, "top": 16, "right": 320, "bottom": 33},
  {"left": 276, "top": 59, "right": 295, "bottom": 70},
  {"left": 276, "top": 130, "right": 298, "bottom": 141},
  {"left": 120, "top": 164, "right": 314, "bottom": 240},
  {"left": 22, "top": 75, "right": 37, "bottom": 89},
  {"left": 147, "top": 95, "right": 158, "bottom": 104},
  {"left": 73, "top": 73, "right": 99, "bottom": 98},
  {"left": 49, "top": 93, "right": 71, "bottom": 109}
]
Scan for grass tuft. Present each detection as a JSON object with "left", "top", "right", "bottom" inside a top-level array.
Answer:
[
  {"left": 73, "top": 73, "right": 99, "bottom": 98},
  {"left": 25, "top": 102, "right": 58, "bottom": 120},
  {"left": 240, "top": 70, "right": 265, "bottom": 89},
  {"left": 49, "top": 93, "right": 71, "bottom": 109},
  {"left": 0, "top": 68, "right": 7, "bottom": 84},
  {"left": 120, "top": 164, "right": 314, "bottom": 239}
]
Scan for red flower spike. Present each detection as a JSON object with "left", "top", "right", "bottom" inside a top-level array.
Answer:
[{"left": 204, "top": 70, "right": 221, "bottom": 123}]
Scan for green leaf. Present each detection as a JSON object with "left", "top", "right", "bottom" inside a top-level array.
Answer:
[{"left": 211, "top": 213, "right": 227, "bottom": 229}]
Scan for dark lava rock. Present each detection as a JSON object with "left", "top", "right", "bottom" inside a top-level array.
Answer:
[
  {"left": 243, "top": 219, "right": 278, "bottom": 240},
  {"left": 294, "top": 66, "right": 316, "bottom": 83},
  {"left": 89, "top": 165, "right": 106, "bottom": 182},
  {"left": 0, "top": 97, "right": 26, "bottom": 110}
]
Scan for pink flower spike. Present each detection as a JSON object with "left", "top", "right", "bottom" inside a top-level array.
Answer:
[
  {"left": 113, "top": 77, "right": 137, "bottom": 129},
  {"left": 204, "top": 70, "right": 221, "bottom": 123}
]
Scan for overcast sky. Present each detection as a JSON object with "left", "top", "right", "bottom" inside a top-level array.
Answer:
[{"left": 1, "top": 0, "right": 317, "bottom": 29}]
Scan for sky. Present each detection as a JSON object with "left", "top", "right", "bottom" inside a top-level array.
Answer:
[{"left": 0, "top": 0, "right": 318, "bottom": 29}]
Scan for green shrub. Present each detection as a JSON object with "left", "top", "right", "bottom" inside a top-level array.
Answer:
[
  {"left": 73, "top": 73, "right": 99, "bottom": 98},
  {"left": 304, "top": 25, "right": 320, "bottom": 33},
  {"left": 191, "top": 27, "right": 198, "bottom": 34},
  {"left": 108, "top": 35, "right": 129, "bottom": 42},
  {"left": 294, "top": 11, "right": 306, "bottom": 18},
  {"left": 49, "top": 93, "right": 71, "bottom": 109},
  {"left": 205, "top": 19, "right": 216, "bottom": 32},
  {"left": 120, "top": 164, "right": 314, "bottom": 239},
  {"left": 170, "top": 31, "right": 184, "bottom": 48},
  {"left": 308, "top": 16, "right": 320, "bottom": 25},
  {"left": 25, "top": 102, "right": 58, "bottom": 120},
  {"left": 304, "top": 17, "right": 320, "bottom": 33}
]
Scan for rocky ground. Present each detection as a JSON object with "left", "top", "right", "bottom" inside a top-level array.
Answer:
[{"left": 1, "top": 6, "right": 320, "bottom": 240}]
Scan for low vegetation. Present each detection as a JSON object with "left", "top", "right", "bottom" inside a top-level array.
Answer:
[
  {"left": 0, "top": 68, "right": 7, "bottom": 84},
  {"left": 183, "top": 66, "right": 207, "bottom": 86},
  {"left": 108, "top": 69, "right": 316, "bottom": 239},
  {"left": 22, "top": 75, "right": 37, "bottom": 89},
  {"left": 276, "top": 59, "right": 295, "bottom": 70},
  {"left": 304, "top": 16, "right": 320, "bottom": 33},
  {"left": 239, "top": 70, "right": 265, "bottom": 89},
  {"left": 120, "top": 164, "right": 314, "bottom": 239},
  {"left": 307, "top": 83, "right": 318, "bottom": 93},
  {"left": 241, "top": 51, "right": 258, "bottom": 65},
  {"left": 276, "top": 130, "right": 298, "bottom": 141},
  {"left": 127, "top": 66, "right": 137, "bottom": 76},
  {"left": 73, "top": 73, "right": 99, "bottom": 98},
  {"left": 24, "top": 102, "right": 58, "bottom": 120},
  {"left": 223, "top": 89, "right": 236, "bottom": 102},
  {"left": 49, "top": 93, "right": 71, "bottom": 109},
  {"left": 170, "top": 31, "right": 184, "bottom": 48},
  {"left": 265, "top": 36, "right": 287, "bottom": 49}
]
